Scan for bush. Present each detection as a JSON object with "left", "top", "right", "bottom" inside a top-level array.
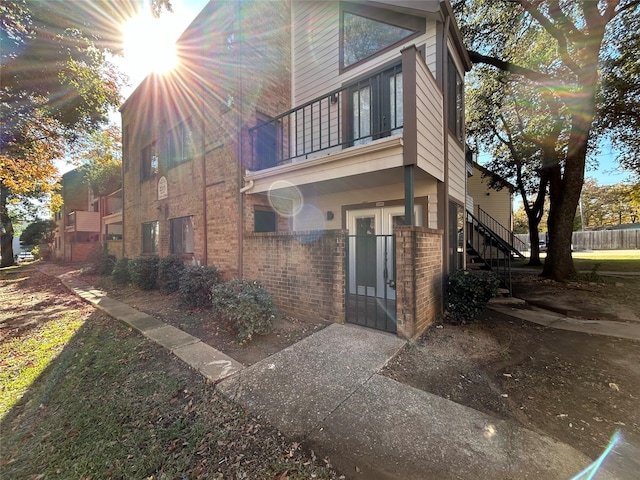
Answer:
[
  {"left": 157, "top": 255, "right": 186, "bottom": 294},
  {"left": 128, "top": 256, "right": 159, "bottom": 290},
  {"left": 210, "top": 279, "right": 276, "bottom": 341},
  {"left": 85, "top": 245, "right": 116, "bottom": 276},
  {"left": 111, "top": 257, "right": 130, "bottom": 284},
  {"left": 178, "top": 265, "right": 223, "bottom": 307},
  {"left": 446, "top": 270, "right": 500, "bottom": 324}
]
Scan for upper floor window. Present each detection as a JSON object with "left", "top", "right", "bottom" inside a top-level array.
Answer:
[
  {"left": 167, "top": 118, "right": 195, "bottom": 167},
  {"left": 340, "top": 3, "right": 424, "bottom": 71},
  {"left": 141, "top": 141, "right": 158, "bottom": 181},
  {"left": 447, "top": 53, "right": 464, "bottom": 143},
  {"left": 142, "top": 221, "right": 159, "bottom": 254}
]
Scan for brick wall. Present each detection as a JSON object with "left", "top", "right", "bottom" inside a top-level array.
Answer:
[
  {"left": 243, "top": 230, "right": 346, "bottom": 323},
  {"left": 395, "top": 226, "right": 443, "bottom": 339},
  {"left": 69, "top": 242, "right": 97, "bottom": 263}
]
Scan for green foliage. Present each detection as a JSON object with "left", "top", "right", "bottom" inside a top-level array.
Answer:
[
  {"left": 31, "top": 244, "right": 50, "bottom": 261},
  {"left": 178, "top": 266, "right": 223, "bottom": 308},
  {"left": 128, "top": 256, "right": 159, "bottom": 290},
  {"left": 19, "top": 219, "right": 56, "bottom": 248},
  {"left": 210, "top": 279, "right": 276, "bottom": 341},
  {"left": 74, "top": 126, "right": 123, "bottom": 196},
  {"left": 85, "top": 245, "right": 116, "bottom": 276},
  {"left": 111, "top": 257, "right": 130, "bottom": 284},
  {"left": 157, "top": 255, "right": 186, "bottom": 294},
  {"left": 572, "top": 263, "right": 602, "bottom": 283},
  {"left": 446, "top": 270, "right": 500, "bottom": 324}
]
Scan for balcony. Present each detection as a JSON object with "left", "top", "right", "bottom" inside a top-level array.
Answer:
[
  {"left": 246, "top": 46, "right": 444, "bottom": 193},
  {"left": 65, "top": 210, "right": 100, "bottom": 233},
  {"left": 104, "top": 189, "right": 123, "bottom": 216}
]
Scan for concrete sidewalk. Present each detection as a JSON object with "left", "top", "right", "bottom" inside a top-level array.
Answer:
[
  {"left": 49, "top": 267, "right": 630, "bottom": 479},
  {"left": 217, "top": 323, "right": 608, "bottom": 479}
]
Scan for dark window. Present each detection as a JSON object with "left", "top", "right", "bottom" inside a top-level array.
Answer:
[
  {"left": 349, "top": 64, "right": 403, "bottom": 145},
  {"left": 142, "top": 221, "right": 159, "bottom": 254},
  {"left": 447, "top": 54, "right": 464, "bottom": 143},
  {"left": 141, "top": 141, "right": 158, "bottom": 181},
  {"left": 254, "top": 208, "right": 276, "bottom": 232},
  {"left": 170, "top": 216, "right": 194, "bottom": 254},
  {"left": 256, "top": 118, "right": 277, "bottom": 170},
  {"left": 341, "top": 3, "right": 424, "bottom": 70},
  {"left": 167, "top": 118, "right": 195, "bottom": 167}
]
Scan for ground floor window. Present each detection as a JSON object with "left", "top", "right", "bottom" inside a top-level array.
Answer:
[
  {"left": 449, "top": 201, "right": 464, "bottom": 273},
  {"left": 254, "top": 207, "right": 276, "bottom": 232},
  {"left": 142, "top": 221, "right": 159, "bottom": 254},
  {"left": 170, "top": 216, "right": 194, "bottom": 254}
]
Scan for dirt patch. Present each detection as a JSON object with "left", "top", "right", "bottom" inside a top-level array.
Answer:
[
  {"left": 383, "top": 272, "right": 640, "bottom": 460},
  {"left": 38, "top": 263, "right": 329, "bottom": 367}
]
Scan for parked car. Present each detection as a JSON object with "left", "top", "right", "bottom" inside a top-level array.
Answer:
[
  {"left": 17, "top": 251, "right": 34, "bottom": 261},
  {"left": 538, "top": 241, "right": 547, "bottom": 252}
]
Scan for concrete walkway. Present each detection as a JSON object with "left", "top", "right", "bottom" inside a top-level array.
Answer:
[{"left": 49, "top": 268, "right": 631, "bottom": 479}]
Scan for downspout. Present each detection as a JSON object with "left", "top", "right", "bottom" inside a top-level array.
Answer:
[
  {"left": 235, "top": 0, "right": 245, "bottom": 279},
  {"left": 240, "top": 179, "right": 254, "bottom": 194},
  {"left": 440, "top": 13, "right": 451, "bottom": 311},
  {"left": 200, "top": 40, "right": 208, "bottom": 266}
]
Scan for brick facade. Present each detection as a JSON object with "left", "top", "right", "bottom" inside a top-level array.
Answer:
[
  {"left": 395, "top": 226, "right": 443, "bottom": 339},
  {"left": 243, "top": 230, "right": 346, "bottom": 323}
]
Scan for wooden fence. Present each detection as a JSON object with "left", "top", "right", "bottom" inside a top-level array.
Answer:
[{"left": 516, "top": 229, "right": 639, "bottom": 251}]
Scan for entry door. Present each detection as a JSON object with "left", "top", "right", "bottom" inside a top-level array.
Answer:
[{"left": 347, "top": 205, "right": 422, "bottom": 301}]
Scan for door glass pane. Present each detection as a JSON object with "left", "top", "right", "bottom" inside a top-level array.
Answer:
[
  {"left": 352, "top": 86, "right": 371, "bottom": 145},
  {"left": 389, "top": 72, "right": 403, "bottom": 135},
  {"left": 355, "top": 217, "right": 376, "bottom": 288}
]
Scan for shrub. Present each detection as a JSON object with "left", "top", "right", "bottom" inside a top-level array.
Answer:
[
  {"left": 446, "top": 270, "right": 500, "bottom": 324},
  {"left": 85, "top": 245, "right": 116, "bottom": 276},
  {"left": 210, "top": 279, "right": 276, "bottom": 341},
  {"left": 178, "top": 265, "right": 223, "bottom": 307},
  {"left": 111, "top": 257, "right": 130, "bottom": 284},
  {"left": 128, "top": 256, "right": 159, "bottom": 290},
  {"left": 157, "top": 255, "right": 186, "bottom": 294}
]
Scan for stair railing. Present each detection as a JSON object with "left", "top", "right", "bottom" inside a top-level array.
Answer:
[
  {"left": 467, "top": 210, "right": 512, "bottom": 294},
  {"left": 477, "top": 206, "right": 526, "bottom": 257}
]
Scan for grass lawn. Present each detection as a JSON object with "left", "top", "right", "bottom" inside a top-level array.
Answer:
[
  {"left": 520, "top": 249, "right": 640, "bottom": 273},
  {"left": 0, "top": 270, "right": 339, "bottom": 479}
]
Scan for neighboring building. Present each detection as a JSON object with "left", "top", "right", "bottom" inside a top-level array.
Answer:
[
  {"left": 121, "top": 0, "right": 472, "bottom": 338},
  {"left": 52, "top": 169, "right": 123, "bottom": 262}
]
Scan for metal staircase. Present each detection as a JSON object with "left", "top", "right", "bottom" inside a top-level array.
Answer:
[{"left": 466, "top": 210, "right": 525, "bottom": 295}]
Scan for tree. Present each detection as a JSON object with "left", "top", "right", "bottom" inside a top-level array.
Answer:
[
  {"left": 0, "top": 1, "right": 171, "bottom": 267},
  {"left": 580, "top": 179, "right": 640, "bottom": 227},
  {"left": 72, "top": 126, "right": 123, "bottom": 197},
  {"left": 454, "top": 0, "right": 640, "bottom": 280},
  {"left": 19, "top": 219, "right": 56, "bottom": 249}
]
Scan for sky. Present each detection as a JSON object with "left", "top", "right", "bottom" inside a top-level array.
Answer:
[{"left": 58, "top": 0, "right": 632, "bottom": 187}]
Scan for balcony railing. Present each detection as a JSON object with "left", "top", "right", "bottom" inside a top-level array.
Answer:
[{"left": 248, "top": 65, "right": 404, "bottom": 172}]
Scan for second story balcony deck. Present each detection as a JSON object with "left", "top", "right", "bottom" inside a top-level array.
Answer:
[{"left": 245, "top": 46, "right": 446, "bottom": 195}]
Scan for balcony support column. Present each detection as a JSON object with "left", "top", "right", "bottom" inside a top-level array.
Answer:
[{"left": 404, "top": 165, "right": 415, "bottom": 226}]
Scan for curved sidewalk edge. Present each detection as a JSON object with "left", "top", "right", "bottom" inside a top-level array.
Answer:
[
  {"left": 53, "top": 271, "right": 244, "bottom": 383},
  {"left": 489, "top": 304, "right": 640, "bottom": 341}
]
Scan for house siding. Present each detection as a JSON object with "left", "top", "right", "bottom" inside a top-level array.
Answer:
[
  {"left": 292, "top": 2, "right": 438, "bottom": 105},
  {"left": 415, "top": 51, "right": 444, "bottom": 181},
  {"left": 468, "top": 171, "right": 513, "bottom": 229}
]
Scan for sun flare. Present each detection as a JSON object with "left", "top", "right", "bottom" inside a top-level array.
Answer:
[{"left": 122, "top": 11, "right": 179, "bottom": 76}]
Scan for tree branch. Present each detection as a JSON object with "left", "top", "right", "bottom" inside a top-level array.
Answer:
[{"left": 467, "top": 50, "right": 551, "bottom": 82}]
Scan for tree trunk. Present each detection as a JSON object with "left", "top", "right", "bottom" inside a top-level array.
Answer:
[
  {"left": 527, "top": 220, "right": 543, "bottom": 266},
  {"left": 1, "top": 183, "right": 16, "bottom": 268}
]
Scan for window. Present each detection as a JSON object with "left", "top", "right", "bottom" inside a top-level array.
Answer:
[
  {"left": 341, "top": 3, "right": 424, "bottom": 70},
  {"left": 142, "top": 221, "right": 159, "bottom": 254},
  {"left": 254, "top": 208, "right": 276, "bottom": 232},
  {"left": 141, "top": 141, "right": 158, "bottom": 181},
  {"left": 255, "top": 117, "right": 277, "bottom": 170},
  {"left": 447, "top": 54, "right": 464, "bottom": 143},
  {"left": 170, "top": 216, "right": 194, "bottom": 255},
  {"left": 349, "top": 65, "right": 403, "bottom": 145},
  {"left": 167, "top": 118, "right": 195, "bottom": 167}
]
